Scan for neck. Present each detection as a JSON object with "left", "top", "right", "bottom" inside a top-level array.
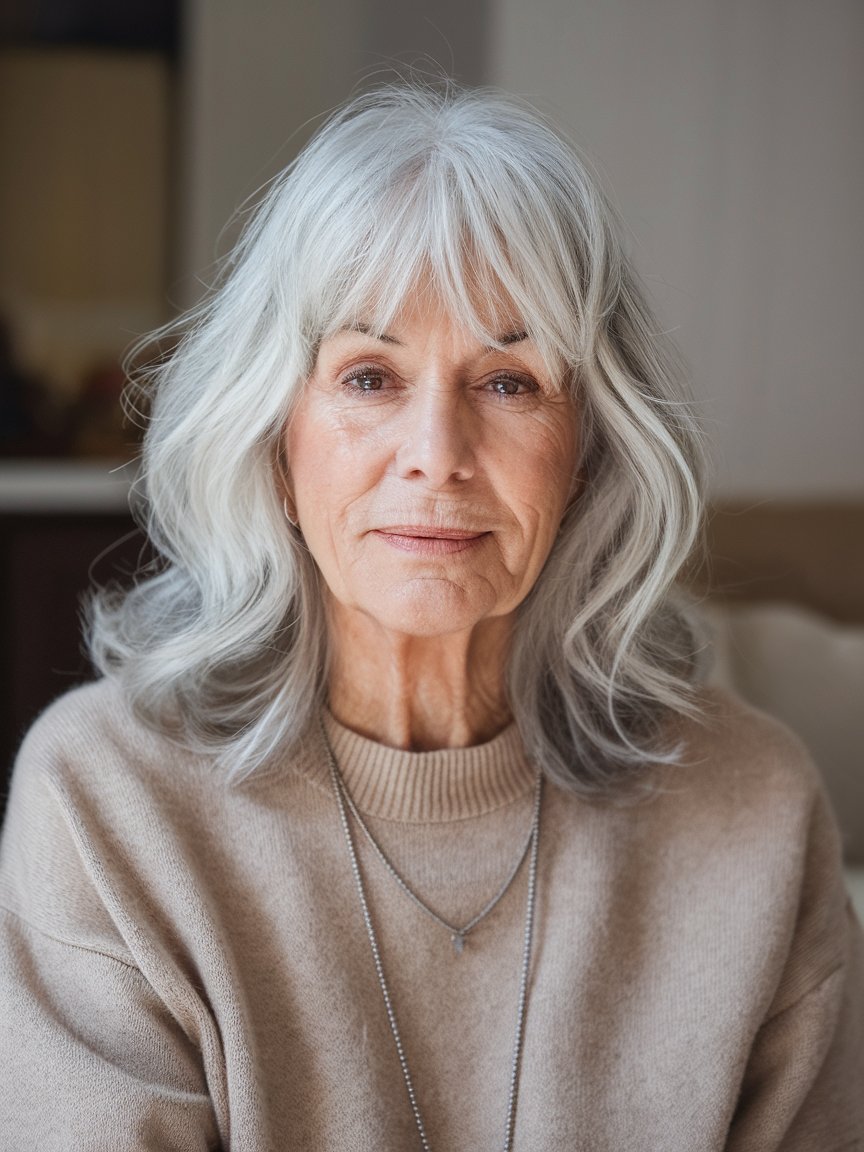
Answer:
[{"left": 326, "top": 602, "right": 514, "bottom": 750}]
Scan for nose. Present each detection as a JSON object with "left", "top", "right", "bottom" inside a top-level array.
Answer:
[{"left": 394, "top": 383, "right": 477, "bottom": 487}]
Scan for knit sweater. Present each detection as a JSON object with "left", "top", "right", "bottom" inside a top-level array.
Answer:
[{"left": 0, "top": 680, "right": 862, "bottom": 1150}]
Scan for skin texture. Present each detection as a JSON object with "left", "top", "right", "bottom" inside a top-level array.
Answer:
[{"left": 285, "top": 291, "right": 578, "bottom": 749}]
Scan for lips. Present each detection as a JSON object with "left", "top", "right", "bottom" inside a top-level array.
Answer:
[
  {"left": 379, "top": 525, "right": 485, "bottom": 538},
  {"left": 372, "top": 526, "right": 490, "bottom": 555}
]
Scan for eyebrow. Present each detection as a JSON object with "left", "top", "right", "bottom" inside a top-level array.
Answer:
[
  {"left": 340, "top": 323, "right": 530, "bottom": 348},
  {"left": 342, "top": 323, "right": 403, "bottom": 345}
]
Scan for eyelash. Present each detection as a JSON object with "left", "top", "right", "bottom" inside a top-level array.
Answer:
[
  {"left": 340, "top": 365, "right": 540, "bottom": 399},
  {"left": 341, "top": 365, "right": 388, "bottom": 394}
]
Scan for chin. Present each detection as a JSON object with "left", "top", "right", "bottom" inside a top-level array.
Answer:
[{"left": 371, "top": 579, "right": 501, "bottom": 638}]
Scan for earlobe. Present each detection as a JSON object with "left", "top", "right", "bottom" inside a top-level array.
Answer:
[{"left": 275, "top": 434, "right": 301, "bottom": 530}]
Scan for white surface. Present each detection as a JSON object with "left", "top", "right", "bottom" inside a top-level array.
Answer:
[{"left": 0, "top": 461, "right": 134, "bottom": 513}]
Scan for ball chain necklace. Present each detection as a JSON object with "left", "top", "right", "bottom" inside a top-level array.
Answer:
[{"left": 321, "top": 720, "right": 543, "bottom": 1152}]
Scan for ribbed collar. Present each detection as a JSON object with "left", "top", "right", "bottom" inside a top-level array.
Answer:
[{"left": 294, "top": 712, "right": 537, "bottom": 824}]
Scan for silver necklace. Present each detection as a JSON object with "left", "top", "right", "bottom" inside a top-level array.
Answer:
[
  {"left": 335, "top": 756, "right": 538, "bottom": 955},
  {"left": 322, "top": 725, "right": 542, "bottom": 1152}
]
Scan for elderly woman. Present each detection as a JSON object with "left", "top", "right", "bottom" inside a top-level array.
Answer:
[{"left": 0, "top": 83, "right": 861, "bottom": 1150}]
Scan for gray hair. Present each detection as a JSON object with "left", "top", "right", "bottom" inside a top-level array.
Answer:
[{"left": 89, "top": 81, "right": 707, "bottom": 792}]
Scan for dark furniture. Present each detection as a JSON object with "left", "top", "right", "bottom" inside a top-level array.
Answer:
[{"left": 0, "top": 507, "right": 143, "bottom": 819}]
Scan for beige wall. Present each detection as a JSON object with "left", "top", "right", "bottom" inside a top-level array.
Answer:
[
  {"left": 178, "top": 0, "right": 490, "bottom": 298},
  {"left": 178, "top": 0, "right": 362, "bottom": 299}
]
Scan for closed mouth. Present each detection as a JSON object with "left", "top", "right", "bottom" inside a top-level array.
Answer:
[
  {"left": 372, "top": 526, "right": 491, "bottom": 554},
  {"left": 376, "top": 525, "right": 487, "bottom": 539}
]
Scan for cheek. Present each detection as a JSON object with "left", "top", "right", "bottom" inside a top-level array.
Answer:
[
  {"left": 286, "top": 393, "right": 394, "bottom": 498},
  {"left": 497, "top": 420, "right": 578, "bottom": 529},
  {"left": 284, "top": 406, "right": 353, "bottom": 508}
]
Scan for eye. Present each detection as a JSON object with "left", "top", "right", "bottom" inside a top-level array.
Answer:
[
  {"left": 341, "top": 365, "right": 388, "bottom": 394},
  {"left": 488, "top": 373, "right": 539, "bottom": 398}
]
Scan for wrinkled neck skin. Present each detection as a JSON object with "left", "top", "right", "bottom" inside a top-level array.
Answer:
[{"left": 325, "top": 597, "right": 514, "bottom": 751}]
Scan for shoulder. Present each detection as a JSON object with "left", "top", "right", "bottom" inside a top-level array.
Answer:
[
  {"left": 1, "top": 680, "right": 152, "bottom": 955},
  {"left": 3, "top": 679, "right": 214, "bottom": 897},
  {"left": 572, "top": 687, "right": 844, "bottom": 916},
  {"left": 9, "top": 677, "right": 205, "bottom": 807},
  {"left": 4, "top": 673, "right": 188, "bottom": 809},
  {"left": 15, "top": 677, "right": 159, "bottom": 770},
  {"left": 661, "top": 684, "right": 826, "bottom": 824},
  {"left": 641, "top": 686, "right": 845, "bottom": 905},
  {"left": 1, "top": 679, "right": 225, "bottom": 960},
  {"left": 647, "top": 688, "right": 848, "bottom": 968},
  {"left": 677, "top": 690, "right": 858, "bottom": 1023}
]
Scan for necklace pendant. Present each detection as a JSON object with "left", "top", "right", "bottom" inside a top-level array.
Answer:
[{"left": 451, "top": 932, "right": 465, "bottom": 955}]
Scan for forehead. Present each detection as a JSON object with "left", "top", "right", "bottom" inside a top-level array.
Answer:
[{"left": 322, "top": 269, "right": 527, "bottom": 347}]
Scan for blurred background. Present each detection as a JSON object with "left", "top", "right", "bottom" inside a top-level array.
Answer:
[{"left": 0, "top": 0, "right": 862, "bottom": 877}]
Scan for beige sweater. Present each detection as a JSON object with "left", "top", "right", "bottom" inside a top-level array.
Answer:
[{"left": 0, "top": 680, "right": 862, "bottom": 1150}]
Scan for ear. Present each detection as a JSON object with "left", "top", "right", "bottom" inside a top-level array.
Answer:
[
  {"left": 282, "top": 495, "right": 300, "bottom": 529},
  {"left": 275, "top": 434, "right": 299, "bottom": 528}
]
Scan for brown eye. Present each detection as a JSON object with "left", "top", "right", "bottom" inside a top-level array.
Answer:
[
  {"left": 490, "top": 374, "right": 537, "bottom": 397},
  {"left": 344, "top": 367, "right": 386, "bottom": 392}
]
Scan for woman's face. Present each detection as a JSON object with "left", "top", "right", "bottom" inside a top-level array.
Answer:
[{"left": 284, "top": 292, "right": 578, "bottom": 640}]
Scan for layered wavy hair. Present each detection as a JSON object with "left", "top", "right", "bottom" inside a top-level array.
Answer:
[{"left": 90, "top": 81, "right": 707, "bottom": 792}]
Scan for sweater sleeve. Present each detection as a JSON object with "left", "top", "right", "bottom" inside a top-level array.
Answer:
[
  {"left": 725, "top": 778, "right": 864, "bottom": 1151},
  {"left": 0, "top": 910, "right": 221, "bottom": 1150},
  {"left": 0, "top": 707, "right": 222, "bottom": 1151}
]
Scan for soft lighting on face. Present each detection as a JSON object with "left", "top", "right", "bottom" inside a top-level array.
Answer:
[{"left": 285, "top": 292, "right": 579, "bottom": 641}]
